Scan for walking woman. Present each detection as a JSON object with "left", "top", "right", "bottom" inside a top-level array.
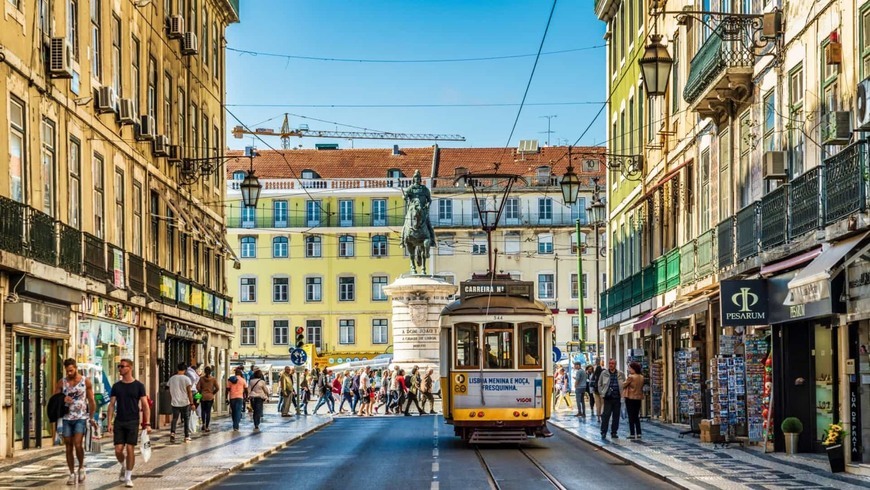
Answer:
[
  {"left": 592, "top": 363, "right": 604, "bottom": 417},
  {"left": 623, "top": 362, "right": 645, "bottom": 439},
  {"left": 338, "top": 370, "right": 354, "bottom": 413},
  {"left": 248, "top": 369, "right": 271, "bottom": 431},
  {"left": 554, "top": 367, "right": 572, "bottom": 409},
  {"left": 195, "top": 366, "right": 219, "bottom": 432},
  {"left": 585, "top": 365, "right": 596, "bottom": 418}
]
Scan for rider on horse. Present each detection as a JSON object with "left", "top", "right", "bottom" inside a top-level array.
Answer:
[{"left": 403, "top": 170, "right": 436, "bottom": 244}]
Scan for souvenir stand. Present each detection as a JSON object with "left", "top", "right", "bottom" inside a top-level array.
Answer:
[
  {"left": 676, "top": 348, "right": 703, "bottom": 428},
  {"left": 627, "top": 348, "right": 651, "bottom": 418},
  {"left": 650, "top": 359, "right": 664, "bottom": 418}
]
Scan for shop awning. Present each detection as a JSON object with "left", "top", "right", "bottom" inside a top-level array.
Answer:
[
  {"left": 760, "top": 247, "right": 822, "bottom": 277},
  {"left": 614, "top": 315, "right": 641, "bottom": 335},
  {"left": 634, "top": 305, "right": 670, "bottom": 331},
  {"left": 786, "top": 232, "right": 870, "bottom": 305},
  {"left": 656, "top": 295, "right": 712, "bottom": 324}
]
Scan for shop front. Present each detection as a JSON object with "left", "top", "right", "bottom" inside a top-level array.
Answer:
[
  {"left": 845, "top": 255, "right": 870, "bottom": 464},
  {"left": 76, "top": 295, "right": 141, "bottom": 430},
  {"left": 157, "top": 317, "right": 207, "bottom": 419}
]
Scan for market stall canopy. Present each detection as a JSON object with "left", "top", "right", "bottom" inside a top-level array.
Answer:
[{"left": 786, "top": 232, "right": 870, "bottom": 305}]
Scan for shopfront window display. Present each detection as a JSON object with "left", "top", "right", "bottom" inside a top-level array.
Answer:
[{"left": 76, "top": 321, "right": 135, "bottom": 429}]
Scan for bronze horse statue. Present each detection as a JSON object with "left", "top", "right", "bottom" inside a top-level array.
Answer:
[{"left": 401, "top": 198, "right": 432, "bottom": 274}]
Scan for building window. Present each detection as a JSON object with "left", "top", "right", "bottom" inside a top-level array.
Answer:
[
  {"left": 113, "top": 168, "right": 124, "bottom": 248},
  {"left": 700, "top": 149, "right": 711, "bottom": 231},
  {"left": 537, "top": 234, "right": 553, "bottom": 254},
  {"left": 191, "top": 104, "right": 198, "bottom": 159},
  {"left": 111, "top": 15, "right": 121, "bottom": 99},
  {"left": 671, "top": 33, "right": 680, "bottom": 114},
  {"left": 132, "top": 181, "right": 142, "bottom": 255},
  {"left": 306, "top": 200, "right": 321, "bottom": 226},
  {"left": 372, "top": 319, "right": 388, "bottom": 344},
  {"left": 306, "top": 320, "right": 322, "bottom": 349},
  {"left": 93, "top": 153, "right": 104, "bottom": 238},
  {"left": 372, "top": 234, "right": 388, "bottom": 257},
  {"left": 738, "top": 111, "right": 752, "bottom": 208},
  {"left": 504, "top": 197, "right": 520, "bottom": 223},
  {"left": 719, "top": 129, "right": 731, "bottom": 220},
  {"left": 504, "top": 232, "right": 521, "bottom": 254},
  {"left": 339, "top": 319, "right": 355, "bottom": 344},
  {"left": 40, "top": 119, "right": 56, "bottom": 216},
  {"left": 571, "top": 197, "right": 587, "bottom": 223},
  {"left": 371, "top": 198, "right": 386, "bottom": 226},
  {"left": 571, "top": 273, "right": 588, "bottom": 299},
  {"left": 9, "top": 97, "right": 25, "bottom": 203},
  {"left": 339, "top": 200, "right": 354, "bottom": 226},
  {"left": 273, "top": 277, "right": 289, "bottom": 302},
  {"left": 212, "top": 22, "right": 219, "bottom": 80},
  {"left": 789, "top": 65, "right": 805, "bottom": 178},
  {"left": 90, "top": 0, "right": 102, "bottom": 80},
  {"left": 438, "top": 199, "right": 453, "bottom": 224},
  {"left": 241, "top": 206, "right": 255, "bottom": 228},
  {"left": 572, "top": 316, "right": 580, "bottom": 342},
  {"left": 273, "top": 236, "right": 288, "bottom": 258},
  {"left": 273, "top": 200, "right": 288, "bottom": 227},
  {"left": 177, "top": 87, "right": 185, "bottom": 153},
  {"left": 538, "top": 197, "right": 553, "bottom": 222},
  {"left": 763, "top": 90, "right": 776, "bottom": 152},
  {"left": 571, "top": 232, "right": 587, "bottom": 254},
  {"left": 305, "top": 276, "right": 322, "bottom": 302},
  {"left": 339, "top": 235, "right": 355, "bottom": 257},
  {"left": 538, "top": 273, "right": 554, "bottom": 299},
  {"left": 164, "top": 73, "right": 172, "bottom": 138},
  {"left": 148, "top": 56, "right": 157, "bottom": 120},
  {"left": 240, "top": 236, "right": 256, "bottom": 258},
  {"left": 131, "top": 37, "right": 140, "bottom": 117},
  {"left": 273, "top": 320, "right": 288, "bottom": 345},
  {"left": 305, "top": 235, "right": 321, "bottom": 258},
  {"left": 150, "top": 191, "right": 159, "bottom": 260},
  {"left": 240, "top": 320, "right": 255, "bottom": 346},
  {"left": 863, "top": 6, "right": 870, "bottom": 78},
  {"left": 472, "top": 235, "right": 487, "bottom": 255},
  {"left": 68, "top": 0, "right": 79, "bottom": 60},
  {"left": 240, "top": 277, "right": 257, "bottom": 302},
  {"left": 339, "top": 277, "right": 355, "bottom": 301},
  {"left": 372, "top": 275, "right": 388, "bottom": 301},
  {"left": 201, "top": 8, "right": 208, "bottom": 68}
]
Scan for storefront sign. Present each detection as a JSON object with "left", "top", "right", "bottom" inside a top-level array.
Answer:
[
  {"left": 81, "top": 295, "right": 140, "bottom": 326},
  {"left": 851, "top": 384, "right": 862, "bottom": 462},
  {"left": 158, "top": 319, "right": 205, "bottom": 342},
  {"left": 5, "top": 300, "right": 70, "bottom": 337},
  {"left": 768, "top": 271, "right": 842, "bottom": 324},
  {"left": 720, "top": 280, "right": 769, "bottom": 326}
]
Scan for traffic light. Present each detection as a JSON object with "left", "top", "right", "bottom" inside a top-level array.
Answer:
[{"left": 295, "top": 326, "right": 305, "bottom": 348}]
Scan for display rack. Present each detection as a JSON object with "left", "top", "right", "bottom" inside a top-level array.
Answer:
[
  {"left": 676, "top": 348, "right": 702, "bottom": 420},
  {"left": 744, "top": 336, "right": 768, "bottom": 443},
  {"left": 651, "top": 359, "right": 664, "bottom": 418}
]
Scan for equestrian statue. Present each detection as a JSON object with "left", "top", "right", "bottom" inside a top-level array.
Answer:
[{"left": 401, "top": 170, "right": 436, "bottom": 274}]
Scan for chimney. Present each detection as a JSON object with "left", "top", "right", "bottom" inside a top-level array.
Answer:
[{"left": 392, "top": 144, "right": 400, "bottom": 156}]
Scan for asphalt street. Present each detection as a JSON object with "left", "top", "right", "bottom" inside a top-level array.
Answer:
[{"left": 210, "top": 415, "right": 675, "bottom": 490}]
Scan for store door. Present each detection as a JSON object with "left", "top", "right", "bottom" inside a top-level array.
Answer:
[
  {"left": 774, "top": 322, "right": 814, "bottom": 452},
  {"left": 14, "top": 336, "right": 62, "bottom": 450}
]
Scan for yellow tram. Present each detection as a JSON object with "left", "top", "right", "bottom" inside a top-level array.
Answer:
[{"left": 440, "top": 274, "right": 554, "bottom": 443}]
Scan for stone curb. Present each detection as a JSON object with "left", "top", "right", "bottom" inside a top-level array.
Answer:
[
  {"left": 550, "top": 419, "right": 691, "bottom": 490},
  {"left": 187, "top": 418, "right": 334, "bottom": 490}
]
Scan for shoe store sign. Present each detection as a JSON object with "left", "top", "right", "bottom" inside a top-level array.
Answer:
[{"left": 720, "top": 280, "right": 768, "bottom": 326}]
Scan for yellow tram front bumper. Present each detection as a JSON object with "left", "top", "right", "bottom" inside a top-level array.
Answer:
[{"left": 451, "top": 407, "right": 546, "bottom": 422}]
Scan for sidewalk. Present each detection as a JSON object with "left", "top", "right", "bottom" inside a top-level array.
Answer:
[
  {"left": 0, "top": 405, "right": 331, "bottom": 489},
  {"left": 549, "top": 409, "right": 870, "bottom": 489}
]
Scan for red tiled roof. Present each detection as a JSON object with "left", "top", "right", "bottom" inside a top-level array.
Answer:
[
  {"left": 226, "top": 147, "right": 436, "bottom": 179},
  {"left": 435, "top": 146, "right": 605, "bottom": 181}
]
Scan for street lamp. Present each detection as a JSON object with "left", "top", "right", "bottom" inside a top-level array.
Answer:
[
  {"left": 638, "top": 34, "right": 673, "bottom": 97},
  {"left": 560, "top": 147, "right": 586, "bottom": 362},
  {"left": 239, "top": 147, "right": 262, "bottom": 208},
  {"left": 586, "top": 177, "right": 605, "bottom": 365}
]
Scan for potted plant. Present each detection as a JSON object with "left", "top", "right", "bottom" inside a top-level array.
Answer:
[
  {"left": 781, "top": 417, "right": 803, "bottom": 454},
  {"left": 822, "top": 423, "right": 847, "bottom": 473}
]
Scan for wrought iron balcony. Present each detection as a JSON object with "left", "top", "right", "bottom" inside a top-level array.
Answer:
[
  {"left": 82, "top": 233, "right": 106, "bottom": 280},
  {"left": 128, "top": 254, "right": 145, "bottom": 294},
  {"left": 228, "top": 210, "right": 405, "bottom": 229},
  {"left": 58, "top": 222, "right": 82, "bottom": 274},
  {"left": 825, "top": 140, "right": 868, "bottom": 225},
  {"left": 696, "top": 228, "right": 716, "bottom": 278},
  {"left": 146, "top": 261, "right": 162, "bottom": 299},
  {"left": 736, "top": 201, "right": 760, "bottom": 261},
  {"left": 0, "top": 196, "right": 26, "bottom": 255},
  {"left": 717, "top": 217, "right": 735, "bottom": 270},
  {"left": 789, "top": 166, "right": 824, "bottom": 238},
  {"left": 680, "top": 240, "right": 697, "bottom": 285},
  {"left": 29, "top": 209, "right": 57, "bottom": 266},
  {"left": 683, "top": 23, "right": 754, "bottom": 119},
  {"left": 761, "top": 186, "right": 788, "bottom": 249}
]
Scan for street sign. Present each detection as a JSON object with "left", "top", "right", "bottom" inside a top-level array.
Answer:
[
  {"left": 552, "top": 346, "right": 562, "bottom": 363},
  {"left": 290, "top": 348, "right": 308, "bottom": 366}
]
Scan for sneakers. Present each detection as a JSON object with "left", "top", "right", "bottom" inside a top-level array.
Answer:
[
  {"left": 169, "top": 433, "right": 176, "bottom": 443},
  {"left": 66, "top": 473, "right": 76, "bottom": 486},
  {"left": 628, "top": 434, "right": 637, "bottom": 440},
  {"left": 125, "top": 478, "right": 134, "bottom": 487},
  {"left": 119, "top": 466, "right": 126, "bottom": 482},
  {"left": 611, "top": 434, "right": 619, "bottom": 439},
  {"left": 78, "top": 467, "right": 86, "bottom": 482},
  {"left": 184, "top": 437, "right": 191, "bottom": 443}
]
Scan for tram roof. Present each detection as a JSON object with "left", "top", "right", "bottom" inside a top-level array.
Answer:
[{"left": 440, "top": 295, "right": 552, "bottom": 317}]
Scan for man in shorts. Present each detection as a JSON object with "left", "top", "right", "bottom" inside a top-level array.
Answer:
[
  {"left": 107, "top": 359, "right": 150, "bottom": 488},
  {"left": 54, "top": 358, "right": 97, "bottom": 485}
]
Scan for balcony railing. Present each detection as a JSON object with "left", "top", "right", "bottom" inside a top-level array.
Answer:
[
  {"left": 29, "top": 209, "right": 57, "bottom": 266},
  {"left": 680, "top": 240, "right": 696, "bottom": 285},
  {"left": 601, "top": 249, "right": 682, "bottom": 322},
  {"left": 736, "top": 201, "right": 760, "bottom": 261},
  {"left": 697, "top": 228, "right": 716, "bottom": 278},
  {"left": 717, "top": 217, "right": 735, "bottom": 270},
  {"left": 58, "top": 222, "right": 82, "bottom": 274},
  {"left": 0, "top": 196, "right": 26, "bottom": 255},
  {"left": 642, "top": 264, "right": 656, "bottom": 301},
  {"left": 665, "top": 248, "right": 681, "bottom": 290},
  {"left": 146, "top": 261, "right": 161, "bottom": 299},
  {"left": 761, "top": 185, "right": 788, "bottom": 249},
  {"left": 82, "top": 233, "right": 106, "bottom": 280},
  {"left": 228, "top": 210, "right": 405, "bottom": 229},
  {"left": 683, "top": 23, "right": 755, "bottom": 105},
  {"left": 825, "top": 140, "right": 868, "bottom": 225},
  {"left": 128, "top": 254, "right": 145, "bottom": 294},
  {"left": 789, "top": 166, "right": 824, "bottom": 238}
]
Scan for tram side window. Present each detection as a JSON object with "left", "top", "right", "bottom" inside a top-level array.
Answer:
[
  {"left": 519, "top": 323, "right": 542, "bottom": 368},
  {"left": 484, "top": 322, "right": 513, "bottom": 369},
  {"left": 455, "top": 323, "right": 480, "bottom": 369}
]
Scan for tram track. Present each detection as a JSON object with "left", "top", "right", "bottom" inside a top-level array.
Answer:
[{"left": 474, "top": 444, "right": 568, "bottom": 490}]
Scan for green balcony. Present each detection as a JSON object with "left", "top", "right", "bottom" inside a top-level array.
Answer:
[
  {"left": 665, "top": 248, "right": 681, "bottom": 290},
  {"left": 697, "top": 228, "right": 715, "bottom": 278},
  {"left": 717, "top": 217, "right": 735, "bottom": 270},
  {"left": 655, "top": 255, "right": 668, "bottom": 295},
  {"left": 642, "top": 264, "right": 656, "bottom": 301},
  {"left": 680, "top": 240, "right": 696, "bottom": 285},
  {"left": 825, "top": 140, "right": 868, "bottom": 225},
  {"left": 683, "top": 23, "right": 754, "bottom": 119}
]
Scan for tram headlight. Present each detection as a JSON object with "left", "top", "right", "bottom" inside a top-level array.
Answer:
[
  {"left": 521, "top": 411, "right": 529, "bottom": 417},
  {"left": 513, "top": 411, "right": 520, "bottom": 417},
  {"left": 469, "top": 411, "right": 476, "bottom": 418},
  {"left": 477, "top": 411, "right": 485, "bottom": 418}
]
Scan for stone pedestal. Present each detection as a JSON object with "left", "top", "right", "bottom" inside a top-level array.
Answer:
[{"left": 383, "top": 275, "right": 457, "bottom": 377}]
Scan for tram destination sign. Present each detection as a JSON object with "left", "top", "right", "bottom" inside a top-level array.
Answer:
[{"left": 460, "top": 280, "right": 533, "bottom": 301}]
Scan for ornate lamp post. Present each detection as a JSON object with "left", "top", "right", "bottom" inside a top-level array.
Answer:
[
  {"left": 560, "top": 148, "right": 585, "bottom": 353},
  {"left": 587, "top": 179, "right": 606, "bottom": 364},
  {"left": 239, "top": 147, "right": 262, "bottom": 208}
]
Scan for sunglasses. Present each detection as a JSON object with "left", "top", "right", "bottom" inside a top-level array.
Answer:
[{"left": 118, "top": 364, "right": 130, "bottom": 370}]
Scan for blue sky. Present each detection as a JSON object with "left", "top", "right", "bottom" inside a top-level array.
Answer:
[{"left": 225, "top": 0, "right": 606, "bottom": 151}]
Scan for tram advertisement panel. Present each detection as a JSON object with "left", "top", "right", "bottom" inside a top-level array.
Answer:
[{"left": 452, "top": 372, "right": 543, "bottom": 408}]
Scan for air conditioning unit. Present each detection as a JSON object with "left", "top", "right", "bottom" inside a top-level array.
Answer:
[
  {"left": 136, "top": 115, "right": 155, "bottom": 141},
  {"left": 168, "top": 15, "right": 185, "bottom": 39},
  {"left": 820, "top": 111, "right": 852, "bottom": 145},
  {"left": 153, "top": 135, "right": 169, "bottom": 156},
  {"left": 181, "top": 32, "right": 198, "bottom": 55},
  {"left": 763, "top": 151, "right": 786, "bottom": 180},
  {"left": 117, "top": 99, "right": 135, "bottom": 125},
  {"left": 856, "top": 78, "right": 870, "bottom": 130},
  {"left": 95, "top": 86, "right": 116, "bottom": 114},
  {"left": 48, "top": 37, "right": 73, "bottom": 79},
  {"left": 167, "top": 144, "right": 183, "bottom": 163}
]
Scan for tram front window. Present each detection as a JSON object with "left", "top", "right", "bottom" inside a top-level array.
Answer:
[
  {"left": 455, "top": 323, "right": 480, "bottom": 369},
  {"left": 520, "top": 323, "right": 541, "bottom": 368},
  {"left": 484, "top": 323, "right": 513, "bottom": 369}
]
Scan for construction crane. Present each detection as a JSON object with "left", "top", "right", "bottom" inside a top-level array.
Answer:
[{"left": 232, "top": 114, "right": 466, "bottom": 149}]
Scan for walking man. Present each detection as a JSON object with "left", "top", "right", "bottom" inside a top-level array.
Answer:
[
  {"left": 54, "top": 358, "right": 97, "bottom": 485},
  {"left": 597, "top": 359, "right": 625, "bottom": 439},
  {"left": 279, "top": 366, "right": 296, "bottom": 417},
  {"left": 403, "top": 366, "right": 424, "bottom": 415},
  {"left": 419, "top": 367, "right": 436, "bottom": 414},
  {"left": 107, "top": 359, "right": 150, "bottom": 488},
  {"left": 168, "top": 362, "right": 195, "bottom": 443},
  {"left": 573, "top": 362, "right": 587, "bottom": 417}
]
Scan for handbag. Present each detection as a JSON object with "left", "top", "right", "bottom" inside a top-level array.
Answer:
[
  {"left": 188, "top": 410, "right": 200, "bottom": 434},
  {"left": 139, "top": 430, "right": 152, "bottom": 463}
]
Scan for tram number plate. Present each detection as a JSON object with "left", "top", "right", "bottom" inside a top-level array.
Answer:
[{"left": 453, "top": 373, "right": 468, "bottom": 395}]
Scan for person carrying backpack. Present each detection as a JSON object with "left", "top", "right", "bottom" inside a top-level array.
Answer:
[{"left": 403, "top": 366, "right": 424, "bottom": 416}]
